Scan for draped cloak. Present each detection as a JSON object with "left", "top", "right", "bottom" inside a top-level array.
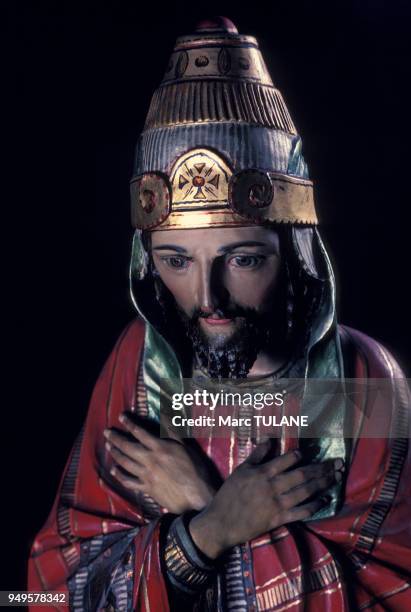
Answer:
[
  {"left": 27, "top": 323, "right": 411, "bottom": 611},
  {"left": 28, "top": 229, "right": 411, "bottom": 611}
]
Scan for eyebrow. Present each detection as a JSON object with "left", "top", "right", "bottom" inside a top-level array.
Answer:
[
  {"left": 217, "top": 241, "right": 270, "bottom": 253},
  {"left": 152, "top": 240, "right": 274, "bottom": 254},
  {"left": 152, "top": 245, "right": 188, "bottom": 253}
]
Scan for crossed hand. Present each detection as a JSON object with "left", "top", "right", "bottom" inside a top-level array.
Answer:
[{"left": 104, "top": 414, "right": 344, "bottom": 558}]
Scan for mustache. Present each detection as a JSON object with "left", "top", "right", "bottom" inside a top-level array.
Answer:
[{"left": 188, "top": 305, "right": 260, "bottom": 322}]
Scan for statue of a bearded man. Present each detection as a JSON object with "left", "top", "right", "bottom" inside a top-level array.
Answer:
[{"left": 29, "top": 18, "right": 411, "bottom": 612}]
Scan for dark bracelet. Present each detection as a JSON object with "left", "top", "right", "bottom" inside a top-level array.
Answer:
[{"left": 164, "top": 510, "right": 216, "bottom": 595}]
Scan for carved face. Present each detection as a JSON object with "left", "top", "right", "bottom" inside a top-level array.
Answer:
[{"left": 151, "top": 225, "right": 284, "bottom": 377}]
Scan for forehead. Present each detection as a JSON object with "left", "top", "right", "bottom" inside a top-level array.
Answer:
[{"left": 151, "top": 226, "right": 280, "bottom": 251}]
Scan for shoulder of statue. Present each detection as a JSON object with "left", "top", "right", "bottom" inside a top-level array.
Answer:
[
  {"left": 100, "top": 317, "right": 147, "bottom": 383},
  {"left": 115, "top": 316, "right": 146, "bottom": 358},
  {"left": 338, "top": 324, "right": 407, "bottom": 379}
]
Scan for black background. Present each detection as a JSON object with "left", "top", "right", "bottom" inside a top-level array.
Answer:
[{"left": 5, "top": 0, "right": 411, "bottom": 590}]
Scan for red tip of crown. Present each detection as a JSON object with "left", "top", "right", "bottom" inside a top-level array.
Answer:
[{"left": 195, "top": 17, "right": 238, "bottom": 34}]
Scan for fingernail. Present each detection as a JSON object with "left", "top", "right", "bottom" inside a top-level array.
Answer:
[
  {"left": 105, "top": 442, "right": 111, "bottom": 451},
  {"left": 110, "top": 467, "right": 116, "bottom": 476},
  {"left": 103, "top": 429, "right": 110, "bottom": 438},
  {"left": 334, "top": 458, "right": 344, "bottom": 470},
  {"left": 335, "top": 471, "right": 343, "bottom": 482},
  {"left": 119, "top": 415, "right": 125, "bottom": 423}
]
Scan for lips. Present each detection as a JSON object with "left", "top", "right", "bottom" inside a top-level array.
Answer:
[{"left": 201, "top": 315, "right": 233, "bottom": 326}]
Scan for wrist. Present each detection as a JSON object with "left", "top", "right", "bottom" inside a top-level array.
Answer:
[{"left": 189, "top": 506, "right": 227, "bottom": 560}]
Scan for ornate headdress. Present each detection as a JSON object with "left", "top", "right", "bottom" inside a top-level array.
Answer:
[{"left": 130, "top": 17, "right": 317, "bottom": 231}]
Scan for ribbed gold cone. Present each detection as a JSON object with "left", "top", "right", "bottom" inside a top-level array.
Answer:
[{"left": 143, "top": 18, "right": 296, "bottom": 134}]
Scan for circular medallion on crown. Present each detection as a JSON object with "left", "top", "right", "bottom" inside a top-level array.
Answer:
[
  {"left": 170, "top": 149, "right": 233, "bottom": 207},
  {"left": 130, "top": 172, "right": 171, "bottom": 230},
  {"left": 229, "top": 169, "right": 273, "bottom": 220}
]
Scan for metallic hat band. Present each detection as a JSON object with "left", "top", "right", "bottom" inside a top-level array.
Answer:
[
  {"left": 134, "top": 125, "right": 308, "bottom": 179},
  {"left": 130, "top": 148, "right": 317, "bottom": 231},
  {"left": 162, "top": 34, "right": 271, "bottom": 85}
]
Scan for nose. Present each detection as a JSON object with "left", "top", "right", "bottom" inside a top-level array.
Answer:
[
  {"left": 194, "top": 258, "right": 229, "bottom": 313},
  {"left": 194, "top": 260, "right": 215, "bottom": 313}
]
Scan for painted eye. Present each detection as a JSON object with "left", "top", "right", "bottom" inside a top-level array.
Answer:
[
  {"left": 229, "top": 255, "right": 264, "bottom": 268},
  {"left": 165, "top": 256, "right": 190, "bottom": 269}
]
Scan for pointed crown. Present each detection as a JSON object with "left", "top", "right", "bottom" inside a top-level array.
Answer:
[{"left": 131, "top": 17, "right": 317, "bottom": 231}]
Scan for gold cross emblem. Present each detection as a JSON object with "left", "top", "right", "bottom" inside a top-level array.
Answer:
[{"left": 171, "top": 149, "right": 232, "bottom": 207}]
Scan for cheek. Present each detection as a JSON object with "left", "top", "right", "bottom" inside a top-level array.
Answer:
[
  {"left": 156, "top": 269, "right": 194, "bottom": 314},
  {"left": 224, "top": 262, "right": 281, "bottom": 309}
]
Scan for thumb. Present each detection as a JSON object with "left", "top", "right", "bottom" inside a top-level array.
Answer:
[{"left": 245, "top": 439, "right": 272, "bottom": 466}]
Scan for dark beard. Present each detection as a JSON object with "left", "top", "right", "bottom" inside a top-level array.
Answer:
[
  {"left": 177, "top": 306, "right": 276, "bottom": 380},
  {"left": 151, "top": 272, "right": 285, "bottom": 380}
]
